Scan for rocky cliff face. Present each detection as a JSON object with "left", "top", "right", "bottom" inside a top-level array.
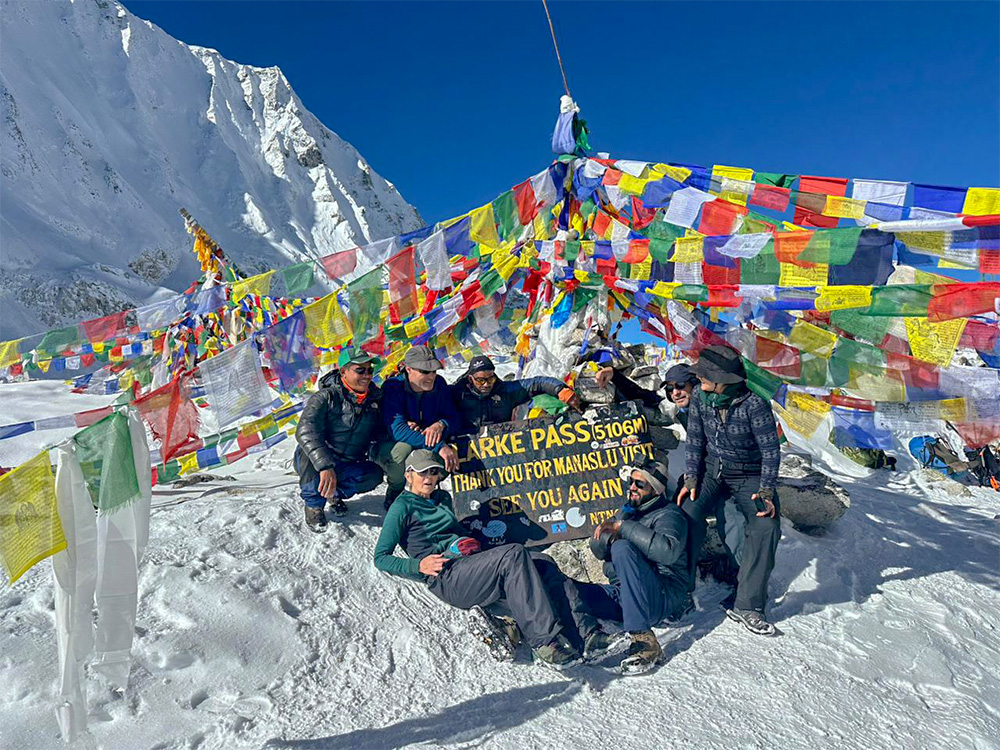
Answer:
[{"left": 0, "top": 0, "right": 422, "bottom": 338}]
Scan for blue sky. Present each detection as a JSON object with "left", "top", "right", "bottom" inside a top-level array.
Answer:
[{"left": 130, "top": 0, "right": 999, "bottom": 227}]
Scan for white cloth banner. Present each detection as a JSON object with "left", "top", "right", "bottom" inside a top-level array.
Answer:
[
  {"left": 719, "top": 233, "right": 772, "bottom": 258},
  {"left": 615, "top": 160, "right": 648, "bottom": 177},
  {"left": 417, "top": 230, "right": 452, "bottom": 291},
  {"left": 664, "top": 187, "right": 715, "bottom": 229},
  {"left": 851, "top": 179, "right": 909, "bottom": 226},
  {"left": 605, "top": 184, "right": 629, "bottom": 211},
  {"left": 136, "top": 295, "right": 186, "bottom": 331},
  {"left": 674, "top": 261, "right": 704, "bottom": 285},
  {"left": 200, "top": 341, "right": 272, "bottom": 428},
  {"left": 582, "top": 159, "right": 607, "bottom": 179},
  {"left": 530, "top": 168, "right": 558, "bottom": 206}
]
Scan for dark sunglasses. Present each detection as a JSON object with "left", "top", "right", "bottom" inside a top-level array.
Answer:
[
  {"left": 413, "top": 368, "right": 436, "bottom": 375},
  {"left": 629, "top": 478, "right": 650, "bottom": 489},
  {"left": 350, "top": 365, "right": 374, "bottom": 374},
  {"left": 416, "top": 468, "right": 445, "bottom": 478},
  {"left": 665, "top": 382, "right": 689, "bottom": 391}
]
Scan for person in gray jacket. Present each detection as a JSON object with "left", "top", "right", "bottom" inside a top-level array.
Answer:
[
  {"left": 294, "top": 349, "right": 392, "bottom": 532},
  {"left": 587, "top": 457, "right": 691, "bottom": 675}
]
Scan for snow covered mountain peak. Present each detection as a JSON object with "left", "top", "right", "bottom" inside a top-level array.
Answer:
[{"left": 0, "top": 0, "right": 422, "bottom": 338}]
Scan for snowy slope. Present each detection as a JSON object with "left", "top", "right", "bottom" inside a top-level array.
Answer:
[
  {"left": 1, "top": 381, "right": 999, "bottom": 749},
  {"left": 0, "top": 0, "right": 422, "bottom": 338}
]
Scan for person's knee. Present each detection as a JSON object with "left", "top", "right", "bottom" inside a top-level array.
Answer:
[
  {"left": 610, "top": 538, "right": 641, "bottom": 563},
  {"left": 390, "top": 442, "right": 413, "bottom": 462}
]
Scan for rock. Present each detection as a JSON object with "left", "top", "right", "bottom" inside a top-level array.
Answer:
[
  {"left": 545, "top": 539, "right": 609, "bottom": 584},
  {"left": 777, "top": 454, "right": 851, "bottom": 532}
]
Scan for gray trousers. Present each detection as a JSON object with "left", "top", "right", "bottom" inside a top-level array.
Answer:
[
  {"left": 681, "top": 459, "right": 781, "bottom": 614},
  {"left": 427, "top": 544, "right": 565, "bottom": 649}
]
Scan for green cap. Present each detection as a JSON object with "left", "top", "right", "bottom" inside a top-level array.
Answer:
[{"left": 338, "top": 347, "right": 377, "bottom": 368}]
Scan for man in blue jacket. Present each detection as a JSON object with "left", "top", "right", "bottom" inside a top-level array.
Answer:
[
  {"left": 450, "top": 355, "right": 583, "bottom": 433},
  {"left": 588, "top": 457, "right": 691, "bottom": 675},
  {"left": 677, "top": 345, "right": 781, "bottom": 636},
  {"left": 380, "top": 345, "right": 461, "bottom": 509}
]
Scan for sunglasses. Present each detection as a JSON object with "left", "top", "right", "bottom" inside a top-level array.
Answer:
[
  {"left": 629, "top": 478, "right": 650, "bottom": 489},
  {"left": 413, "top": 368, "right": 436, "bottom": 376},
  {"left": 471, "top": 373, "right": 497, "bottom": 385},
  {"left": 350, "top": 365, "right": 375, "bottom": 374},
  {"left": 414, "top": 468, "right": 444, "bottom": 478}
]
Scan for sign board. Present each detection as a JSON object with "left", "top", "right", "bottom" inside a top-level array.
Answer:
[{"left": 450, "top": 402, "right": 654, "bottom": 548}]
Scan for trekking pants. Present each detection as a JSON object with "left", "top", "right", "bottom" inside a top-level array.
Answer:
[
  {"left": 427, "top": 544, "right": 562, "bottom": 648},
  {"left": 293, "top": 445, "right": 386, "bottom": 509},
  {"left": 529, "top": 553, "right": 608, "bottom": 652},
  {"left": 377, "top": 441, "right": 416, "bottom": 494},
  {"left": 681, "top": 458, "right": 781, "bottom": 614}
]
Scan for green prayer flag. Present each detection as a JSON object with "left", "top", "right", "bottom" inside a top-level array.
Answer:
[
  {"left": 282, "top": 263, "right": 315, "bottom": 296},
  {"left": 754, "top": 173, "right": 796, "bottom": 188},
  {"left": 73, "top": 412, "right": 140, "bottom": 514},
  {"left": 799, "top": 228, "right": 862, "bottom": 266},
  {"left": 672, "top": 285, "right": 708, "bottom": 302},
  {"left": 492, "top": 190, "right": 520, "bottom": 242},
  {"left": 867, "top": 285, "right": 933, "bottom": 317},
  {"left": 794, "top": 354, "right": 829, "bottom": 388},
  {"left": 644, "top": 218, "right": 685, "bottom": 242},
  {"left": 564, "top": 240, "right": 581, "bottom": 263},
  {"left": 347, "top": 267, "right": 384, "bottom": 344},
  {"left": 829, "top": 337, "right": 885, "bottom": 386},
  {"left": 740, "top": 241, "right": 780, "bottom": 284},
  {"left": 38, "top": 325, "right": 81, "bottom": 354},
  {"left": 479, "top": 270, "right": 505, "bottom": 300},
  {"left": 744, "top": 360, "right": 783, "bottom": 400},
  {"left": 830, "top": 309, "right": 892, "bottom": 344}
]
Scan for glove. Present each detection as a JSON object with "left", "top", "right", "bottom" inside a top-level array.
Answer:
[
  {"left": 558, "top": 388, "right": 583, "bottom": 412},
  {"left": 443, "top": 536, "right": 481, "bottom": 559}
]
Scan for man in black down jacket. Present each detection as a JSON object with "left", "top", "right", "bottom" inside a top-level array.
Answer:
[
  {"left": 586, "top": 457, "right": 691, "bottom": 675},
  {"left": 294, "top": 349, "right": 391, "bottom": 532},
  {"left": 450, "top": 355, "right": 582, "bottom": 433},
  {"left": 677, "top": 345, "right": 781, "bottom": 636}
]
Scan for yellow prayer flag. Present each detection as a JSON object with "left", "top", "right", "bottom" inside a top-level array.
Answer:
[
  {"left": 671, "top": 236, "right": 704, "bottom": 263},
  {"left": 650, "top": 281, "right": 681, "bottom": 299},
  {"left": 37, "top": 359, "right": 51, "bottom": 373},
  {"left": 630, "top": 256, "right": 653, "bottom": 281},
  {"left": 302, "top": 293, "right": 353, "bottom": 348},
  {"left": 711, "top": 165, "right": 754, "bottom": 206},
  {"left": 905, "top": 317, "right": 967, "bottom": 368},
  {"left": 847, "top": 366, "right": 907, "bottom": 402},
  {"left": 0, "top": 451, "right": 66, "bottom": 584},
  {"left": 404, "top": 317, "right": 430, "bottom": 338},
  {"left": 617, "top": 173, "right": 650, "bottom": 196},
  {"left": 775, "top": 393, "right": 829, "bottom": 438},
  {"left": 896, "top": 232, "right": 948, "bottom": 256},
  {"left": 652, "top": 163, "right": 692, "bottom": 183},
  {"left": 788, "top": 321, "right": 839, "bottom": 358},
  {"left": 815, "top": 285, "right": 872, "bottom": 311},
  {"left": 939, "top": 398, "right": 968, "bottom": 422},
  {"left": 178, "top": 452, "right": 199, "bottom": 477},
  {"left": 962, "top": 187, "right": 1000, "bottom": 216},
  {"left": 822, "top": 196, "right": 866, "bottom": 220},
  {"left": 470, "top": 204, "right": 501, "bottom": 247},
  {"left": 232, "top": 270, "right": 276, "bottom": 302},
  {"left": 782, "top": 221, "right": 809, "bottom": 232},
  {"left": 779, "top": 262, "right": 828, "bottom": 287},
  {"left": 913, "top": 270, "right": 957, "bottom": 286},
  {"left": 0, "top": 339, "right": 23, "bottom": 368},
  {"left": 240, "top": 415, "right": 277, "bottom": 437}
]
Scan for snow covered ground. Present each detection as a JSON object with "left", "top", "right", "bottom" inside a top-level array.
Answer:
[{"left": 1, "top": 381, "right": 999, "bottom": 749}]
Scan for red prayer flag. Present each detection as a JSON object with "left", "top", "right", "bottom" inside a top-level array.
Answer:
[
  {"left": 961, "top": 320, "right": 1000, "bottom": 351},
  {"left": 773, "top": 231, "right": 815, "bottom": 265},
  {"left": 320, "top": 248, "right": 358, "bottom": 280},
  {"left": 631, "top": 197, "right": 657, "bottom": 231},
  {"left": 702, "top": 261, "right": 741, "bottom": 287},
  {"left": 927, "top": 283, "right": 1000, "bottom": 322},
  {"left": 460, "top": 281, "right": 486, "bottom": 315},
  {"left": 886, "top": 352, "right": 940, "bottom": 391},
  {"left": 134, "top": 376, "right": 200, "bottom": 462},
  {"left": 755, "top": 335, "right": 802, "bottom": 378},
  {"left": 593, "top": 211, "right": 612, "bottom": 238},
  {"left": 81, "top": 310, "right": 129, "bottom": 343},
  {"left": 602, "top": 169, "right": 622, "bottom": 186},
  {"left": 387, "top": 246, "right": 418, "bottom": 322},
  {"left": 794, "top": 176, "right": 848, "bottom": 228},
  {"left": 749, "top": 184, "right": 791, "bottom": 212},
  {"left": 698, "top": 199, "right": 747, "bottom": 236},
  {"left": 513, "top": 181, "right": 541, "bottom": 225},
  {"left": 979, "top": 248, "right": 1000, "bottom": 274}
]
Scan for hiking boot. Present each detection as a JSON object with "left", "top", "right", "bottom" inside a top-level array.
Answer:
[
  {"left": 304, "top": 506, "right": 327, "bottom": 533},
  {"left": 532, "top": 634, "right": 580, "bottom": 669},
  {"left": 468, "top": 606, "right": 520, "bottom": 662},
  {"left": 582, "top": 630, "right": 625, "bottom": 661},
  {"left": 665, "top": 594, "right": 695, "bottom": 624},
  {"left": 726, "top": 608, "right": 776, "bottom": 636},
  {"left": 327, "top": 497, "right": 348, "bottom": 516},
  {"left": 619, "top": 630, "right": 664, "bottom": 676},
  {"left": 383, "top": 487, "right": 402, "bottom": 512}
]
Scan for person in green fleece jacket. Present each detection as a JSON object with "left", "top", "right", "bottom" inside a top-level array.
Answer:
[{"left": 373, "top": 449, "right": 609, "bottom": 667}]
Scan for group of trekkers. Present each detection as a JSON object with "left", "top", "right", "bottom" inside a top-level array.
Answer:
[{"left": 293, "top": 342, "right": 782, "bottom": 675}]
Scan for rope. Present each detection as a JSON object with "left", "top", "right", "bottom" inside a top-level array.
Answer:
[{"left": 541, "top": 0, "right": 571, "bottom": 98}]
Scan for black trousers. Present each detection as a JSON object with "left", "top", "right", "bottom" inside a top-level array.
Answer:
[
  {"left": 427, "top": 544, "right": 565, "bottom": 649},
  {"left": 681, "top": 459, "right": 781, "bottom": 614}
]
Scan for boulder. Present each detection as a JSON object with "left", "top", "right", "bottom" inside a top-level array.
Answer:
[{"left": 776, "top": 454, "right": 851, "bottom": 532}]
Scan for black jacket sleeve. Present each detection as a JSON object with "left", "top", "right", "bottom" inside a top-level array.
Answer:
[
  {"left": 617, "top": 508, "right": 686, "bottom": 569},
  {"left": 295, "top": 388, "right": 338, "bottom": 472}
]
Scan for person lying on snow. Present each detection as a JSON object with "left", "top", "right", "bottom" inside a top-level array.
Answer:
[
  {"left": 372, "top": 449, "right": 618, "bottom": 668},
  {"left": 677, "top": 345, "right": 781, "bottom": 637},
  {"left": 583, "top": 458, "right": 692, "bottom": 675},
  {"left": 450, "top": 355, "right": 583, "bottom": 433},
  {"left": 293, "top": 348, "right": 394, "bottom": 533}
]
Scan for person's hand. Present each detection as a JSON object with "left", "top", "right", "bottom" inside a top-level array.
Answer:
[
  {"left": 595, "top": 366, "right": 614, "bottom": 389},
  {"left": 439, "top": 444, "right": 460, "bottom": 472},
  {"left": 419, "top": 554, "right": 448, "bottom": 577},
  {"left": 318, "top": 469, "right": 338, "bottom": 500},
  {"left": 423, "top": 420, "right": 445, "bottom": 447},
  {"left": 677, "top": 483, "right": 696, "bottom": 506},
  {"left": 559, "top": 388, "right": 584, "bottom": 412},
  {"left": 592, "top": 519, "right": 622, "bottom": 541},
  {"left": 407, "top": 420, "right": 420, "bottom": 430},
  {"left": 753, "top": 492, "right": 776, "bottom": 518}
]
